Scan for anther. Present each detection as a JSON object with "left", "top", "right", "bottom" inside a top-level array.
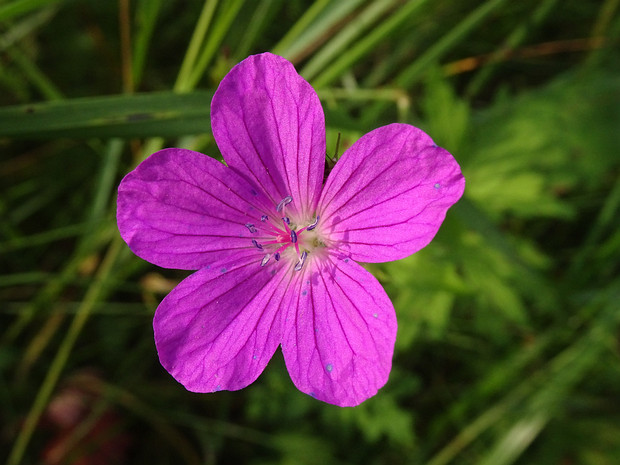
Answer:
[
  {"left": 294, "top": 251, "right": 308, "bottom": 271},
  {"left": 306, "top": 216, "right": 320, "bottom": 231},
  {"left": 260, "top": 215, "right": 268, "bottom": 222},
  {"left": 274, "top": 252, "right": 280, "bottom": 261},
  {"left": 245, "top": 223, "right": 257, "bottom": 233},
  {"left": 290, "top": 230, "right": 298, "bottom": 243},
  {"left": 282, "top": 216, "right": 290, "bottom": 225},
  {"left": 251, "top": 239, "right": 263, "bottom": 250},
  {"left": 276, "top": 196, "right": 293, "bottom": 212},
  {"left": 260, "top": 254, "right": 271, "bottom": 267}
]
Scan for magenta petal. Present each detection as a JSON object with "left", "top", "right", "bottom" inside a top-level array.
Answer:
[
  {"left": 117, "top": 148, "right": 269, "bottom": 270},
  {"left": 154, "top": 255, "right": 288, "bottom": 392},
  {"left": 211, "top": 53, "right": 325, "bottom": 219},
  {"left": 281, "top": 255, "right": 397, "bottom": 407},
  {"left": 318, "top": 124, "right": 465, "bottom": 263}
]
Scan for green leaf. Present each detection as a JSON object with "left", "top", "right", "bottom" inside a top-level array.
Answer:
[{"left": 0, "top": 91, "right": 366, "bottom": 139}]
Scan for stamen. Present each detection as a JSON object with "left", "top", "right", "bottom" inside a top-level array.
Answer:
[
  {"left": 294, "top": 251, "right": 308, "bottom": 271},
  {"left": 260, "top": 215, "right": 268, "bottom": 222},
  {"left": 251, "top": 239, "right": 263, "bottom": 250},
  {"left": 276, "top": 196, "right": 293, "bottom": 212},
  {"left": 274, "top": 252, "right": 280, "bottom": 261},
  {"left": 245, "top": 223, "right": 257, "bottom": 233},
  {"left": 260, "top": 254, "right": 271, "bottom": 267},
  {"left": 282, "top": 216, "right": 290, "bottom": 225},
  {"left": 290, "top": 230, "right": 298, "bottom": 243},
  {"left": 306, "top": 216, "right": 320, "bottom": 231}
]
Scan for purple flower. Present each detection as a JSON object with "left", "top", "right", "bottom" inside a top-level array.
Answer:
[{"left": 117, "top": 53, "right": 465, "bottom": 407}]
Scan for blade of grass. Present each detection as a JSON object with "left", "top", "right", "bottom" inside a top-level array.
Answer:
[
  {"left": 3, "top": 139, "right": 122, "bottom": 345},
  {"left": 311, "top": 0, "right": 431, "bottom": 88},
  {"left": 426, "top": 284, "right": 620, "bottom": 465},
  {"left": 6, "top": 237, "right": 127, "bottom": 465},
  {"left": 0, "top": 0, "right": 64, "bottom": 22},
  {"left": 299, "top": 0, "right": 401, "bottom": 82},
  {"left": 233, "top": 0, "right": 281, "bottom": 61},
  {"left": 0, "top": 5, "right": 56, "bottom": 50},
  {"left": 271, "top": 0, "right": 364, "bottom": 62},
  {"left": 396, "top": 0, "right": 509, "bottom": 87},
  {"left": 174, "top": 0, "right": 219, "bottom": 92},
  {"left": 0, "top": 91, "right": 214, "bottom": 139},
  {"left": 119, "top": 0, "right": 134, "bottom": 93},
  {"left": 0, "top": 90, "right": 367, "bottom": 139},
  {"left": 270, "top": 0, "right": 331, "bottom": 57},
  {"left": 0, "top": 222, "right": 93, "bottom": 253},
  {"left": 132, "top": 0, "right": 163, "bottom": 86},
  {"left": 567, "top": 175, "right": 620, "bottom": 283},
  {"left": 186, "top": 0, "right": 244, "bottom": 90},
  {"left": 5, "top": 44, "right": 63, "bottom": 100},
  {"left": 465, "top": 0, "right": 560, "bottom": 98}
]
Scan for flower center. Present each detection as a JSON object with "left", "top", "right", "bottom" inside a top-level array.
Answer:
[{"left": 244, "top": 196, "right": 323, "bottom": 271}]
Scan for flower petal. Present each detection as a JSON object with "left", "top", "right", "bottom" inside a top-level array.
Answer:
[
  {"left": 154, "top": 254, "right": 289, "bottom": 392},
  {"left": 318, "top": 123, "right": 465, "bottom": 263},
  {"left": 117, "top": 148, "right": 271, "bottom": 270},
  {"left": 211, "top": 52, "right": 325, "bottom": 220},
  {"left": 281, "top": 254, "right": 397, "bottom": 407}
]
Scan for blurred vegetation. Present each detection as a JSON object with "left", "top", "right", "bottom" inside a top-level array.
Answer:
[{"left": 1, "top": 0, "right": 619, "bottom": 464}]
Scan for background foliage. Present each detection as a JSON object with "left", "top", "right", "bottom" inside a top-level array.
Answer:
[{"left": 1, "top": 0, "right": 619, "bottom": 464}]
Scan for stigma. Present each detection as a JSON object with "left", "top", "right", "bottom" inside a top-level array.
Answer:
[{"left": 244, "top": 196, "right": 322, "bottom": 271}]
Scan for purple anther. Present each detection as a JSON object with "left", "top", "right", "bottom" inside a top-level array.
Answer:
[
  {"left": 294, "top": 251, "right": 308, "bottom": 272},
  {"left": 260, "top": 254, "right": 271, "bottom": 267},
  {"left": 306, "top": 215, "right": 320, "bottom": 231},
  {"left": 282, "top": 216, "right": 290, "bottom": 225},
  {"left": 245, "top": 223, "right": 257, "bottom": 233},
  {"left": 252, "top": 239, "right": 263, "bottom": 250},
  {"left": 276, "top": 195, "right": 293, "bottom": 212},
  {"left": 290, "top": 230, "right": 298, "bottom": 243},
  {"left": 260, "top": 215, "right": 268, "bottom": 222},
  {"left": 274, "top": 252, "right": 280, "bottom": 261}
]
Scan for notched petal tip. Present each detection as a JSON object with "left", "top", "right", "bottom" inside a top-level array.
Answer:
[
  {"left": 116, "top": 148, "right": 264, "bottom": 270},
  {"left": 154, "top": 259, "right": 286, "bottom": 394},
  {"left": 281, "top": 255, "right": 396, "bottom": 407},
  {"left": 210, "top": 53, "right": 326, "bottom": 218},
  {"left": 317, "top": 123, "right": 465, "bottom": 263}
]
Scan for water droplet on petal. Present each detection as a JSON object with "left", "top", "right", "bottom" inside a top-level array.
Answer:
[
  {"left": 434, "top": 183, "right": 441, "bottom": 189},
  {"left": 326, "top": 364, "right": 333, "bottom": 373},
  {"left": 220, "top": 267, "right": 227, "bottom": 273},
  {"left": 373, "top": 313, "right": 378, "bottom": 318}
]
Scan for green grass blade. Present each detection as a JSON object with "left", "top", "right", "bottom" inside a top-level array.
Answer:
[
  {"left": 396, "top": 0, "right": 509, "bottom": 87},
  {"left": 300, "top": 0, "right": 401, "bottom": 81},
  {"left": 0, "top": 0, "right": 63, "bottom": 22},
  {"left": 186, "top": 0, "right": 244, "bottom": 90},
  {"left": 271, "top": 0, "right": 365, "bottom": 61},
  {"left": 0, "top": 90, "right": 369, "bottom": 139},
  {"left": 174, "top": 0, "right": 219, "bottom": 92},
  {"left": 0, "top": 91, "right": 214, "bottom": 139},
  {"left": 132, "top": 0, "right": 164, "bottom": 87},
  {"left": 311, "top": 0, "right": 431, "bottom": 88},
  {"left": 465, "top": 0, "right": 560, "bottom": 98}
]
